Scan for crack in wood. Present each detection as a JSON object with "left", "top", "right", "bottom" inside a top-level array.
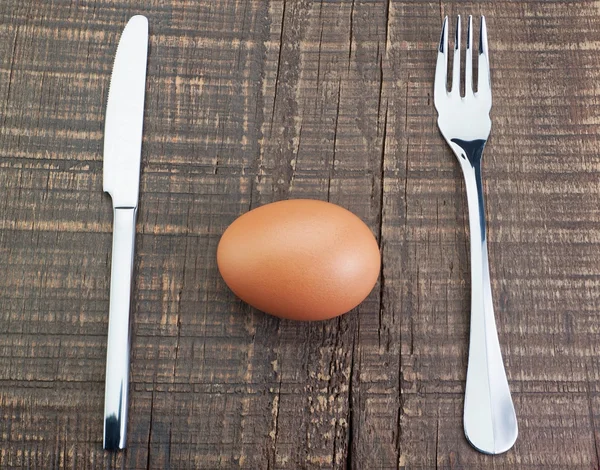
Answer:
[
  {"left": 348, "top": 0, "right": 355, "bottom": 72},
  {"left": 146, "top": 391, "right": 155, "bottom": 470},
  {"left": 378, "top": 103, "right": 388, "bottom": 348},
  {"left": 384, "top": 0, "right": 391, "bottom": 52},
  {"left": 328, "top": 79, "right": 342, "bottom": 202},
  {"left": 270, "top": 0, "right": 287, "bottom": 136}
]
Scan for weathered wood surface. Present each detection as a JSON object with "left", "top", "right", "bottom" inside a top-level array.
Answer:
[{"left": 1, "top": 0, "right": 600, "bottom": 468}]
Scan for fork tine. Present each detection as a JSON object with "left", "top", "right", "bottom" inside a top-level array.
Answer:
[
  {"left": 477, "top": 16, "right": 491, "bottom": 100},
  {"left": 451, "top": 16, "right": 461, "bottom": 96},
  {"left": 434, "top": 16, "right": 448, "bottom": 100},
  {"left": 465, "top": 15, "right": 473, "bottom": 97}
]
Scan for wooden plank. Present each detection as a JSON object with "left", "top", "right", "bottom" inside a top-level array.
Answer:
[{"left": 1, "top": 0, "right": 600, "bottom": 468}]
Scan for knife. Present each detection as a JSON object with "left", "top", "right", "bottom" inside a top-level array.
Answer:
[{"left": 102, "top": 15, "right": 148, "bottom": 451}]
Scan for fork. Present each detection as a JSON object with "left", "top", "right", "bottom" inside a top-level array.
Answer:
[{"left": 434, "top": 15, "right": 518, "bottom": 454}]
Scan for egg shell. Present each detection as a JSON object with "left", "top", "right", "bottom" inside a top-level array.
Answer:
[{"left": 217, "top": 199, "right": 380, "bottom": 321}]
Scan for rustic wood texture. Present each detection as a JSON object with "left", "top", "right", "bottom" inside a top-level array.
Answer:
[{"left": 1, "top": 0, "right": 600, "bottom": 468}]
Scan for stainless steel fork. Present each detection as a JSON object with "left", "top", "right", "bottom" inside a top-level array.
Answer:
[{"left": 434, "top": 16, "right": 518, "bottom": 454}]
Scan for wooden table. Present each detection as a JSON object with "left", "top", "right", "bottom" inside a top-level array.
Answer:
[{"left": 1, "top": 1, "right": 599, "bottom": 468}]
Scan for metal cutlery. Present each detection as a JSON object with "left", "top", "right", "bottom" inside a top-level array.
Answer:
[
  {"left": 102, "top": 15, "right": 149, "bottom": 451},
  {"left": 100, "top": 10, "right": 515, "bottom": 456},
  {"left": 434, "top": 15, "right": 518, "bottom": 454}
]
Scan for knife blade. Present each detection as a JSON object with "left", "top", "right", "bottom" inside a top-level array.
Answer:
[{"left": 102, "top": 15, "right": 148, "bottom": 451}]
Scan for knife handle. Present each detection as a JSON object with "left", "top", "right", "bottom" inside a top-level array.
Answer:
[{"left": 103, "top": 207, "right": 137, "bottom": 450}]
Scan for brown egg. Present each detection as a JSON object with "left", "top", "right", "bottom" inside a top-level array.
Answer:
[{"left": 217, "top": 199, "right": 380, "bottom": 321}]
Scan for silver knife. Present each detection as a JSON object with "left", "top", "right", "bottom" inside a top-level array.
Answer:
[{"left": 102, "top": 15, "right": 148, "bottom": 451}]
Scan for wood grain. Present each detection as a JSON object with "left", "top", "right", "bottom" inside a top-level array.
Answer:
[{"left": 2, "top": 0, "right": 600, "bottom": 468}]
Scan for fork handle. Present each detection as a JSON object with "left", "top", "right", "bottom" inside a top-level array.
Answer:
[{"left": 452, "top": 138, "right": 518, "bottom": 455}]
